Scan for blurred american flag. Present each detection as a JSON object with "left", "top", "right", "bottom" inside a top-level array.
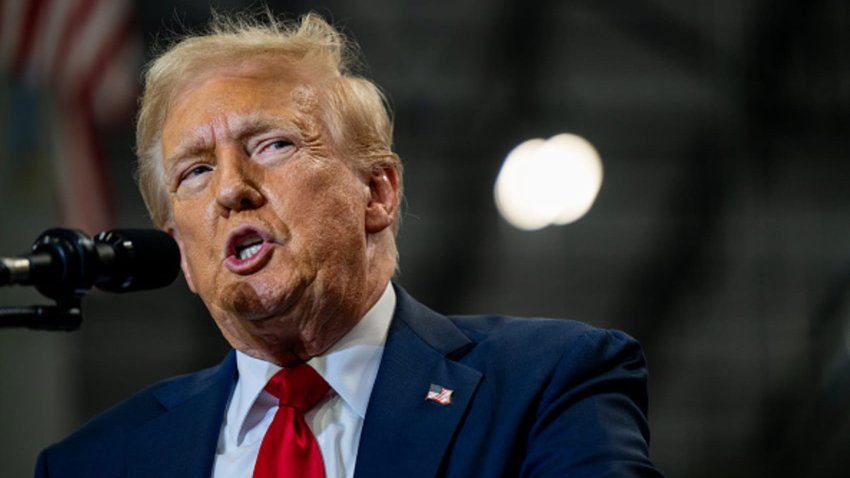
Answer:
[{"left": 0, "top": 0, "right": 141, "bottom": 234}]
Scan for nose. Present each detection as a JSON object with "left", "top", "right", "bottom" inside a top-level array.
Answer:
[{"left": 215, "top": 146, "right": 265, "bottom": 215}]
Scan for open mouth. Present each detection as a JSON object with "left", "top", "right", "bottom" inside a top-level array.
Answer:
[
  {"left": 234, "top": 235, "right": 264, "bottom": 261},
  {"left": 224, "top": 226, "right": 275, "bottom": 274}
]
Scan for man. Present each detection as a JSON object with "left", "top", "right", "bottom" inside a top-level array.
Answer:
[{"left": 35, "top": 11, "right": 663, "bottom": 478}]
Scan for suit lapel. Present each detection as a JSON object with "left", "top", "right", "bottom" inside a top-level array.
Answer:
[
  {"left": 126, "top": 351, "right": 237, "bottom": 478},
  {"left": 355, "top": 285, "right": 482, "bottom": 478}
]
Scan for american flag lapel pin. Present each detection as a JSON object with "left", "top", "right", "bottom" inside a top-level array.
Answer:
[{"left": 426, "top": 383, "right": 453, "bottom": 406}]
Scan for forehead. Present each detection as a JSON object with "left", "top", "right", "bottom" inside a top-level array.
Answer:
[{"left": 161, "top": 60, "right": 321, "bottom": 151}]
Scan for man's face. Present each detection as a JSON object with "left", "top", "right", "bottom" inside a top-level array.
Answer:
[{"left": 160, "top": 62, "right": 388, "bottom": 364}]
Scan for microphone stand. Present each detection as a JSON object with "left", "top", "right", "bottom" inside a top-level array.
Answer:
[
  {"left": 0, "top": 298, "right": 83, "bottom": 330},
  {"left": 0, "top": 228, "right": 95, "bottom": 331}
]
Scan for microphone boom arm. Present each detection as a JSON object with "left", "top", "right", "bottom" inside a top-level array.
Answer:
[{"left": 0, "top": 301, "right": 82, "bottom": 330}]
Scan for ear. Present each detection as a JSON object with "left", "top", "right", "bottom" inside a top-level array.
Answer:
[
  {"left": 364, "top": 166, "right": 400, "bottom": 234},
  {"left": 165, "top": 222, "right": 197, "bottom": 293}
]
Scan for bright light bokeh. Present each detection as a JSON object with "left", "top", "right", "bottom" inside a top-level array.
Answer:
[{"left": 494, "top": 133, "right": 603, "bottom": 231}]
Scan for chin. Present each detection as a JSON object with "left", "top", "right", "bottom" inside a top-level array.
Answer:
[{"left": 218, "top": 268, "right": 309, "bottom": 318}]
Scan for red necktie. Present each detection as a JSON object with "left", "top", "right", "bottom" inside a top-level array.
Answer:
[{"left": 253, "top": 364, "right": 330, "bottom": 478}]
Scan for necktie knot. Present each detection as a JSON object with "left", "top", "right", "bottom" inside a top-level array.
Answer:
[
  {"left": 254, "top": 363, "right": 328, "bottom": 478},
  {"left": 265, "top": 364, "right": 330, "bottom": 414}
]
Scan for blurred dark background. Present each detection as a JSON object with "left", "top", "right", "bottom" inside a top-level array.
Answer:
[{"left": 2, "top": 0, "right": 850, "bottom": 476}]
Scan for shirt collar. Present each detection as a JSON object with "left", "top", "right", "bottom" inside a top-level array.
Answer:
[{"left": 229, "top": 282, "right": 396, "bottom": 440}]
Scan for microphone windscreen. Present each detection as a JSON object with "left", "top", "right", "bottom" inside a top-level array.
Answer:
[{"left": 94, "top": 229, "right": 181, "bottom": 292}]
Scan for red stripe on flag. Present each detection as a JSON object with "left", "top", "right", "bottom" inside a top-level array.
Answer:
[
  {"left": 75, "top": 17, "right": 134, "bottom": 107},
  {"left": 79, "top": 106, "right": 115, "bottom": 232},
  {"left": 0, "top": 1, "right": 5, "bottom": 56},
  {"left": 11, "top": 0, "right": 47, "bottom": 73},
  {"left": 57, "top": 106, "right": 114, "bottom": 233},
  {"left": 50, "top": 0, "right": 98, "bottom": 82}
]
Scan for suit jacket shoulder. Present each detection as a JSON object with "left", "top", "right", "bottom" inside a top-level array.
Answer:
[
  {"left": 35, "top": 352, "right": 237, "bottom": 478},
  {"left": 354, "top": 284, "right": 662, "bottom": 477},
  {"left": 451, "top": 313, "right": 650, "bottom": 412}
]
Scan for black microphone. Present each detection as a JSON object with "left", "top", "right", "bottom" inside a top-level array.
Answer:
[{"left": 0, "top": 228, "right": 181, "bottom": 300}]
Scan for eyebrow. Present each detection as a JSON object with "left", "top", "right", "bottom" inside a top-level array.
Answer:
[
  {"left": 164, "top": 136, "right": 212, "bottom": 170},
  {"left": 164, "top": 112, "right": 293, "bottom": 167},
  {"left": 231, "top": 112, "right": 287, "bottom": 141}
]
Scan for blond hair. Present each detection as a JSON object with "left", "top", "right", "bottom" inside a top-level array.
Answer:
[{"left": 135, "top": 11, "right": 402, "bottom": 232}]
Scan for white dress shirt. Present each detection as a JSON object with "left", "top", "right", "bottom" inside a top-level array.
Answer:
[{"left": 211, "top": 283, "right": 396, "bottom": 478}]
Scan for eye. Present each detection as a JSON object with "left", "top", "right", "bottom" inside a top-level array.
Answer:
[
  {"left": 268, "top": 140, "right": 292, "bottom": 150},
  {"left": 255, "top": 138, "right": 295, "bottom": 157},
  {"left": 177, "top": 164, "right": 212, "bottom": 186},
  {"left": 185, "top": 164, "right": 212, "bottom": 178}
]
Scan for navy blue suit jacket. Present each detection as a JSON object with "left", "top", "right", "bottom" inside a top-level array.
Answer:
[{"left": 35, "top": 284, "right": 662, "bottom": 477}]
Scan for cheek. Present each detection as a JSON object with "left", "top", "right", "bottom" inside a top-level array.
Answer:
[
  {"left": 273, "top": 162, "right": 363, "bottom": 225},
  {"left": 172, "top": 193, "right": 215, "bottom": 238},
  {"left": 303, "top": 182, "right": 365, "bottom": 241},
  {"left": 172, "top": 200, "right": 218, "bottom": 273}
]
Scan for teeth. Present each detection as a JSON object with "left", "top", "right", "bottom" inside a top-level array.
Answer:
[{"left": 237, "top": 243, "right": 262, "bottom": 260}]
